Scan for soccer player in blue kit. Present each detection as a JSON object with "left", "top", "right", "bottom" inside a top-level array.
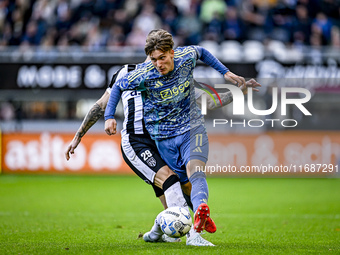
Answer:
[{"left": 104, "top": 29, "right": 247, "bottom": 240}]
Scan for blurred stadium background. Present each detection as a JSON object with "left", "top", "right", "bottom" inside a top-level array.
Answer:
[{"left": 0, "top": 0, "right": 339, "bottom": 175}]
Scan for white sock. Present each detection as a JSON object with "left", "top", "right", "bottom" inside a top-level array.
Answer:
[
  {"left": 164, "top": 182, "right": 191, "bottom": 238},
  {"left": 164, "top": 181, "right": 188, "bottom": 209},
  {"left": 148, "top": 182, "right": 190, "bottom": 240}
]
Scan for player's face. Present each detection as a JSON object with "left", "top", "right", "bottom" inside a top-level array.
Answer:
[{"left": 149, "top": 49, "right": 174, "bottom": 75}]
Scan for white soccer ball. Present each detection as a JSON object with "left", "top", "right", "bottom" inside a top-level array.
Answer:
[{"left": 159, "top": 206, "right": 192, "bottom": 238}]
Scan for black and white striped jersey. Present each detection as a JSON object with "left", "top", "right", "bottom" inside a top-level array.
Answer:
[{"left": 106, "top": 64, "right": 148, "bottom": 137}]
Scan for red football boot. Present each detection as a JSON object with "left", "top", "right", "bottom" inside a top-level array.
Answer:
[{"left": 193, "top": 203, "right": 216, "bottom": 233}]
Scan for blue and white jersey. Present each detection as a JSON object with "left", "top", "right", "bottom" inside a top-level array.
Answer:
[
  {"left": 105, "top": 45, "right": 229, "bottom": 140},
  {"left": 119, "top": 46, "right": 203, "bottom": 139}
]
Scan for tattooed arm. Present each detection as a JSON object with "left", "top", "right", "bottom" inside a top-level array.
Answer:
[
  {"left": 206, "top": 91, "right": 233, "bottom": 110},
  {"left": 197, "top": 79, "right": 261, "bottom": 110},
  {"left": 65, "top": 91, "right": 110, "bottom": 160}
]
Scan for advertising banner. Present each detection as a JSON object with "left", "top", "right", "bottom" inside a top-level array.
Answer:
[
  {"left": 207, "top": 131, "right": 340, "bottom": 177},
  {"left": 1, "top": 133, "right": 131, "bottom": 174},
  {"left": 1, "top": 132, "right": 339, "bottom": 176},
  {"left": 1, "top": 60, "right": 339, "bottom": 92}
]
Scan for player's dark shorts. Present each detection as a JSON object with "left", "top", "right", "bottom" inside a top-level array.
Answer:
[
  {"left": 155, "top": 124, "right": 209, "bottom": 184},
  {"left": 121, "top": 133, "right": 166, "bottom": 197}
]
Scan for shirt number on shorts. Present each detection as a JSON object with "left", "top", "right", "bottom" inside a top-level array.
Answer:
[
  {"left": 141, "top": 150, "right": 153, "bottom": 161},
  {"left": 195, "top": 134, "right": 203, "bottom": 146}
]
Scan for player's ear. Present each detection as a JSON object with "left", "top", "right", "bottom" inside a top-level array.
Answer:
[{"left": 170, "top": 49, "right": 174, "bottom": 57}]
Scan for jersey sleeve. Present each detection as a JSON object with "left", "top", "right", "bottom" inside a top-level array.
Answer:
[
  {"left": 104, "top": 65, "right": 144, "bottom": 120},
  {"left": 192, "top": 45, "right": 229, "bottom": 75},
  {"left": 107, "top": 65, "right": 136, "bottom": 94}
]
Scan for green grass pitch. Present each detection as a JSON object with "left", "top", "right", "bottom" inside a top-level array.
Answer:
[{"left": 0, "top": 175, "right": 339, "bottom": 255}]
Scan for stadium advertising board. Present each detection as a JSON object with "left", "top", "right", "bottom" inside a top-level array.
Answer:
[
  {"left": 0, "top": 60, "right": 339, "bottom": 91},
  {"left": 0, "top": 64, "right": 123, "bottom": 90},
  {"left": 1, "top": 132, "right": 339, "bottom": 176},
  {"left": 1, "top": 133, "right": 129, "bottom": 174}
]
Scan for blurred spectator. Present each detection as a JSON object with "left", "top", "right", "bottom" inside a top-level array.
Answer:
[
  {"left": 106, "top": 24, "right": 125, "bottom": 47},
  {"left": 203, "top": 10, "right": 224, "bottom": 42},
  {"left": 222, "top": 6, "right": 243, "bottom": 41},
  {"left": 297, "top": 0, "right": 320, "bottom": 19},
  {"left": 132, "top": 4, "right": 162, "bottom": 37},
  {"left": 83, "top": 22, "right": 105, "bottom": 51},
  {"left": 177, "top": 8, "right": 202, "bottom": 45},
  {"left": 240, "top": 0, "right": 269, "bottom": 41},
  {"left": 55, "top": 0, "right": 73, "bottom": 38},
  {"left": 125, "top": 26, "right": 146, "bottom": 47},
  {"left": 331, "top": 25, "right": 340, "bottom": 48},
  {"left": 0, "top": 0, "right": 338, "bottom": 49},
  {"left": 311, "top": 12, "right": 333, "bottom": 44},
  {"left": 158, "top": 0, "right": 179, "bottom": 35},
  {"left": 122, "top": 0, "right": 142, "bottom": 19},
  {"left": 199, "top": 0, "right": 227, "bottom": 24},
  {"left": 31, "top": 0, "right": 56, "bottom": 26},
  {"left": 309, "top": 29, "right": 323, "bottom": 64},
  {"left": 266, "top": 3, "right": 295, "bottom": 43},
  {"left": 22, "top": 20, "right": 43, "bottom": 45},
  {"left": 292, "top": 4, "right": 312, "bottom": 46}
]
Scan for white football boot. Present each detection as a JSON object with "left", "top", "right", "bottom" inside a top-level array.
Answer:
[
  {"left": 143, "top": 231, "right": 181, "bottom": 243},
  {"left": 186, "top": 232, "right": 215, "bottom": 246}
]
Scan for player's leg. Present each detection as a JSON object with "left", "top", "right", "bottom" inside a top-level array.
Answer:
[
  {"left": 122, "top": 134, "right": 188, "bottom": 209},
  {"left": 160, "top": 157, "right": 214, "bottom": 245},
  {"left": 121, "top": 134, "right": 190, "bottom": 242},
  {"left": 151, "top": 184, "right": 167, "bottom": 209},
  {"left": 155, "top": 133, "right": 215, "bottom": 246},
  {"left": 181, "top": 181, "right": 193, "bottom": 211},
  {"left": 154, "top": 181, "right": 193, "bottom": 211},
  {"left": 145, "top": 167, "right": 190, "bottom": 242},
  {"left": 184, "top": 125, "right": 216, "bottom": 234}
]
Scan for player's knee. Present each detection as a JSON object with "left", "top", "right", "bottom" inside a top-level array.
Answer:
[
  {"left": 186, "top": 159, "right": 206, "bottom": 177},
  {"left": 154, "top": 166, "right": 177, "bottom": 188},
  {"left": 157, "top": 165, "right": 175, "bottom": 179},
  {"left": 162, "top": 174, "right": 180, "bottom": 192}
]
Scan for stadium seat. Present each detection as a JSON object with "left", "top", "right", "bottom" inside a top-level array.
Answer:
[
  {"left": 243, "top": 40, "right": 264, "bottom": 62},
  {"left": 266, "top": 40, "right": 287, "bottom": 62},
  {"left": 199, "top": 40, "right": 220, "bottom": 56},
  {"left": 220, "top": 40, "right": 243, "bottom": 62}
]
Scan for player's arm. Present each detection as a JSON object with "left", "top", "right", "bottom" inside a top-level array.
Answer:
[
  {"left": 104, "top": 78, "right": 129, "bottom": 136},
  {"left": 197, "top": 79, "right": 261, "bottom": 110},
  {"left": 65, "top": 92, "right": 110, "bottom": 160},
  {"left": 105, "top": 64, "right": 143, "bottom": 136},
  {"left": 195, "top": 46, "right": 246, "bottom": 87}
]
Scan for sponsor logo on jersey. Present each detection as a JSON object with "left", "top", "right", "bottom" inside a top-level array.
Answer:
[{"left": 160, "top": 81, "right": 190, "bottom": 100}]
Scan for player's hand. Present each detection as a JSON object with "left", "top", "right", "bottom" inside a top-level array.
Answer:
[
  {"left": 224, "top": 71, "right": 246, "bottom": 88},
  {"left": 240, "top": 78, "right": 261, "bottom": 95},
  {"left": 105, "top": 119, "right": 117, "bottom": 135},
  {"left": 65, "top": 136, "right": 81, "bottom": 161}
]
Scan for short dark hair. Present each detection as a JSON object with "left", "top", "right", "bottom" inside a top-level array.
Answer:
[{"left": 144, "top": 29, "right": 174, "bottom": 56}]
